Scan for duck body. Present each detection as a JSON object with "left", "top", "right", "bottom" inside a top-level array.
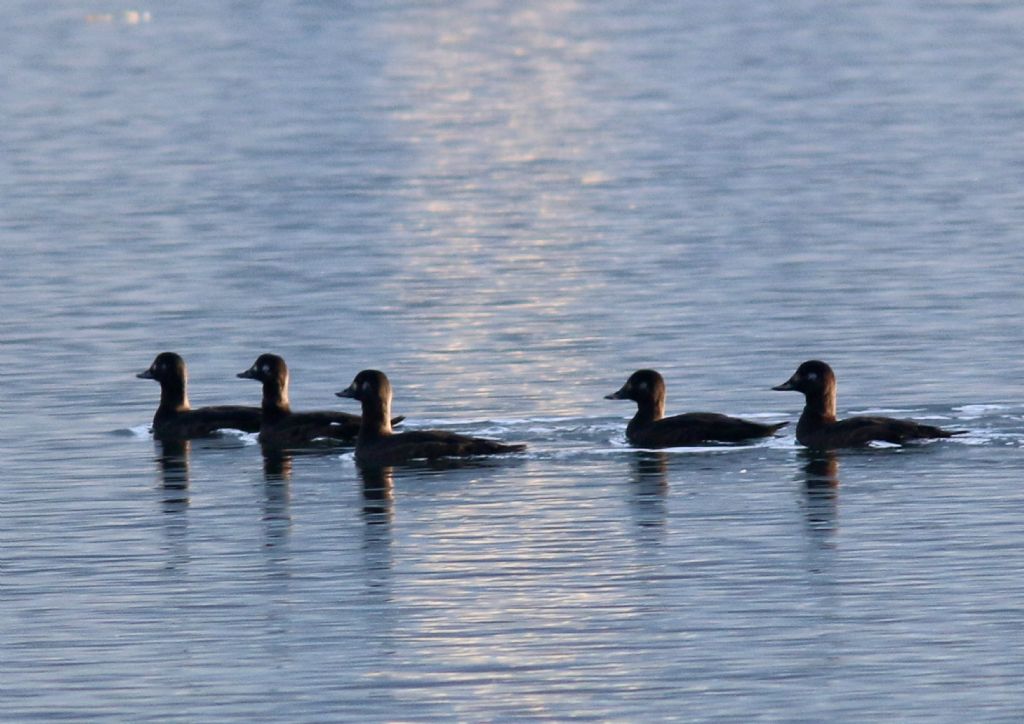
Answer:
[
  {"left": 139, "top": 352, "right": 261, "bottom": 440},
  {"left": 626, "top": 411, "right": 787, "bottom": 448},
  {"left": 793, "top": 414, "right": 958, "bottom": 449},
  {"left": 349, "top": 428, "right": 524, "bottom": 467},
  {"left": 607, "top": 369, "right": 787, "bottom": 448},
  {"left": 151, "top": 404, "right": 262, "bottom": 440},
  {"left": 239, "top": 354, "right": 403, "bottom": 449},
  {"left": 337, "top": 369, "right": 526, "bottom": 466},
  {"left": 773, "top": 360, "right": 965, "bottom": 450},
  {"left": 255, "top": 408, "right": 366, "bottom": 448}
]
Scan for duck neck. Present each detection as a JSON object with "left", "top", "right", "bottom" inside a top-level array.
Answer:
[
  {"left": 358, "top": 394, "right": 393, "bottom": 441},
  {"left": 799, "top": 382, "right": 837, "bottom": 426},
  {"left": 157, "top": 376, "right": 190, "bottom": 415},
  {"left": 261, "top": 377, "right": 291, "bottom": 422},
  {"left": 631, "top": 393, "right": 665, "bottom": 427}
]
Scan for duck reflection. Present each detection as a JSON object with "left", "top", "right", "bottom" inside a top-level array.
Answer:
[
  {"left": 356, "top": 457, "right": 507, "bottom": 526},
  {"left": 355, "top": 463, "right": 395, "bottom": 661},
  {"left": 260, "top": 448, "right": 293, "bottom": 546},
  {"left": 799, "top": 450, "right": 839, "bottom": 535},
  {"left": 358, "top": 464, "right": 395, "bottom": 525},
  {"left": 628, "top": 451, "right": 668, "bottom": 536},
  {"left": 262, "top": 447, "right": 293, "bottom": 483},
  {"left": 632, "top": 451, "right": 669, "bottom": 487},
  {"left": 155, "top": 439, "right": 190, "bottom": 511},
  {"left": 152, "top": 439, "right": 191, "bottom": 571}
]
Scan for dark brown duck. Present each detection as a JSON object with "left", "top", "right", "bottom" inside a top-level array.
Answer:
[
  {"left": 772, "top": 360, "right": 966, "bottom": 449},
  {"left": 138, "top": 352, "right": 261, "bottom": 440},
  {"left": 336, "top": 369, "right": 526, "bottom": 466},
  {"left": 606, "top": 369, "right": 787, "bottom": 447},
  {"left": 238, "top": 354, "right": 403, "bottom": 449}
]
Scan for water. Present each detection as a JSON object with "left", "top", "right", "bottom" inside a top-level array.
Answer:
[{"left": 2, "top": 1, "right": 1024, "bottom": 720}]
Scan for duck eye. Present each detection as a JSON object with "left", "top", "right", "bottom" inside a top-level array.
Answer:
[
  {"left": 807, "top": 372, "right": 818, "bottom": 381},
  {"left": 361, "top": 380, "right": 371, "bottom": 391},
  {"left": 261, "top": 364, "right": 271, "bottom": 375}
]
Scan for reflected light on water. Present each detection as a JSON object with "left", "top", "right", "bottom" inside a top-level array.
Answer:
[
  {"left": 85, "top": 10, "right": 152, "bottom": 25},
  {"left": 369, "top": 1, "right": 612, "bottom": 415}
]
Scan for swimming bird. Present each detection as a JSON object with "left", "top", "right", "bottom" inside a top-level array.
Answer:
[
  {"left": 605, "top": 369, "right": 787, "bottom": 447},
  {"left": 772, "top": 360, "right": 966, "bottom": 449},
  {"left": 336, "top": 369, "right": 526, "bottom": 466},
  {"left": 238, "top": 354, "right": 403, "bottom": 449},
  {"left": 138, "top": 352, "right": 261, "bottom": 440}
]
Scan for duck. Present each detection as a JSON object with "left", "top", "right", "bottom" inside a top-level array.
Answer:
[
  {"left": 138, "top": 352, "right": 261, "bottom": 440},
  {"left": 606, "top": 369, "right": 787, "bottom": 447},
  {"left": 336, "top": 369, "right": 526, "bottom": 466},
  {"left": 772, "top": 360, "right": 966, "bottom": 449},
  {"left": 238, "top": 354, "right": 404, "bottom": 449}
]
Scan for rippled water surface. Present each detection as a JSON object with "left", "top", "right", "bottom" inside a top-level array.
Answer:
[{"left": 3, "top": 1, "right": 1024, "bottom": 720}]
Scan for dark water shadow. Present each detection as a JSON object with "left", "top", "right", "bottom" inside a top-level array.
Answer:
[
  {"left": 798, "top": 450, "right": 840, "bottom": 539},
  {"left": 248, "top": 448, "right": 296, "bottom": 665},
  {"left": 152, "top": 439, "right": 191, "bottom": 572},
  {"left": 625, "top": 451, "right": 669, "bottom": 545},
  {"left": 354, "top": 464, "right": 397, "bottom": 660},
  {"left": 357, "top": 464, "right": 395, "bottom": 525},
  {"left": 354, "top": 456, "right": 510, "bottom": 521},
  {"left": 261, "top": 447, "right": 294, "bottom": 483},
  {"left": 259, "top": 448, "right": 294, "bottom": 547},
  {"left": 155, "top": 439, "right": 190, "bottom": 512}
]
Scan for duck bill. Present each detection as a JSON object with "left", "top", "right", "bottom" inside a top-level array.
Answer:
[
  {"left": 237, "top": 368, "right": 257, "bottom": 379},
  {"left": 137, "top": 369, "right": 155, "bottom": 379},
  {"left": 604, "top": 386, "right": 628, "bottom": 400},
  {"left": 772, "top": 377, "right": 796, "bottom": 391},
  {"left": 335, "top": 385, "right": 357, "bottom": 399}
]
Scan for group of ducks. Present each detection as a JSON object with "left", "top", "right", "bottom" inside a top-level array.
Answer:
[
  {"left": 138, "top": 352, "right": 965, "bottom": 466},
  {"left": 140, "top": 353, "right": 526, "bottom": 466}
]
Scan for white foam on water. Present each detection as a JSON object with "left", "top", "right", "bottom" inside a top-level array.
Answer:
[
  {"left": 124, "top": 424, "right": 152, "bottom": 439},
  {"left": 954, "top": 404, "right": 1011, "bottom": 414},
  {"left": 866, "top": 440, "right": 903, "bottom": 449}
]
